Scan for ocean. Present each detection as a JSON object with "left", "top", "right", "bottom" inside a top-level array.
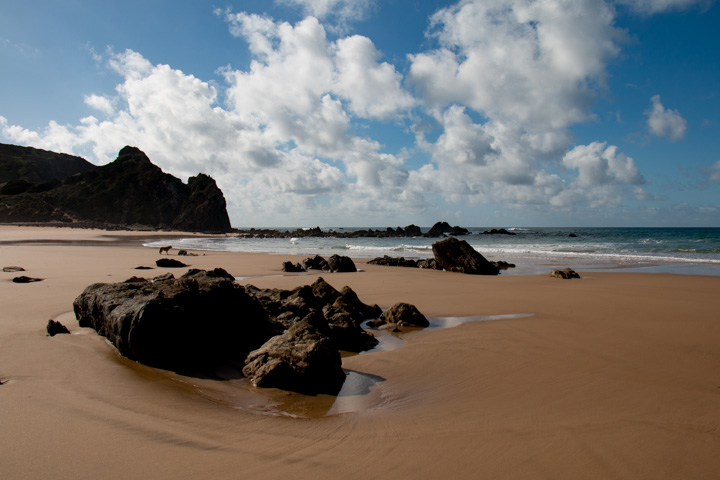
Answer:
[{"left": 145, "top": 227, "right": 720, "bottom": 276}]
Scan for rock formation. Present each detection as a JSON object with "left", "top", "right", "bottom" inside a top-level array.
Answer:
[
  {"left": 72, "top": 270, "right": 413, "bottom": 395},
  {"left": 431, "top": 237, "right": 500, "bottom": 275},
  {"left": 242, "top": 312, "right": 346, "bottom": 395},
  {"left": 73, "top": 268, "right": 280, "bottom": 374},
  {"left": 0, "top": 144, "right": 231, "bottom": 232}
]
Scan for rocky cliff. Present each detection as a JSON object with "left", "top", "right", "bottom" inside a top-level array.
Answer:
[{"left": 0, "top": 144, "right": 232, "bottom": 232}]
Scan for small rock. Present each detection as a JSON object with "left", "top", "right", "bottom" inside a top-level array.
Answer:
[
  {"left": 134, "top": 266, "right": 154, "bottom": 270},
  {"left": 47, "top": 319, "right": 70, "bottom": 336},
  {"left": 3, "top": 266, "right": 26, "bottom": 272},
  {"left": 282, "top": 261, "right": 306, "bottom": 272},
  {"left": 155, "top": 258, "right": 188, "bottom": 268},
  {"left": 550, "top": 268, "right": 581, "bottom": 279},
  {"left": 12, "top": 276, "right": 43, "bottom": 283}
]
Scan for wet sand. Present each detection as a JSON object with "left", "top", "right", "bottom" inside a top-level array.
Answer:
[{"left": 1, "top": 226, "right": 719, "bottom": 479}]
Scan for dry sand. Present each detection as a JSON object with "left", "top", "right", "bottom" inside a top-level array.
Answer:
[{"left": 1, "top": 226, "right": 719, "bottom": 479}]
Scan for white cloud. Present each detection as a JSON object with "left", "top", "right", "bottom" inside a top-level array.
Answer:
[
  {"left": 646, "top": 94, "right": 687, "bottom": 140},
  {"left": 614, "top": 0, "right": 712, "bottom": 14},
  {"left": 84, "top": 94, "right": 114, "bottom": 115},
  {"left": 1, "top": 4, "right": 663, "bottom": 225},
  {"left": 275, "top": 0, "right": 375, "bottom": 28},
  {"left": 409, "top": 0, "right": 623, "bottom": 128},
  {"left": 562, "top": 141, "right": 645, "bottom": 187}
]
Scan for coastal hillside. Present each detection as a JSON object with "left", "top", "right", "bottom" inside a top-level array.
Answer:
[
  {"left": 0, "top": 143, "right": 95, "bottom": 186},
  {"left": 0, "top": 144, "right": 232, "bottom": 232}
]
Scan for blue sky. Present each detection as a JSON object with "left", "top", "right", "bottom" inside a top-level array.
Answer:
[{"left": 1, "top": 0, "right": 719, "bottom": 227}]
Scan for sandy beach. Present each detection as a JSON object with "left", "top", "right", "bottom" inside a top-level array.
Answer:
[{"left": 1, "top": 226, "right": 719, "bottom": 479}]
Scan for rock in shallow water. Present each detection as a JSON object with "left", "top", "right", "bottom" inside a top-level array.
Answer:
[{"left": 242, "top": 312, "right": 346, "bottom": 395}]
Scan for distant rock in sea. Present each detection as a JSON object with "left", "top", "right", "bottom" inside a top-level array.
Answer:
[{"left": 0, "top": 144, "right": 232, "bottom": 233}]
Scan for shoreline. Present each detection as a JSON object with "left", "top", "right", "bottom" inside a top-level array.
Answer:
[{"left": 2, "top": 226, "right": 720, "bottom": 478}]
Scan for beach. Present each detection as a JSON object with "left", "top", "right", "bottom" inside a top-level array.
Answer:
[{"left": 1, "top": 226, "right": 719, "bottom": 479}]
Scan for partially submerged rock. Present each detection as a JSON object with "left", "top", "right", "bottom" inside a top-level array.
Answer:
[
  {"left": 550, "top": 268, "right": 581, "bottom": 279},
  {"left": 242, "top": 312, "right": 346, "bottom": 395},
  {"left": 432, "top": 237, "right": 500, "bottom": 275},
  {"left": 379, "top": 303, "right": 429, "bottom": 328}
]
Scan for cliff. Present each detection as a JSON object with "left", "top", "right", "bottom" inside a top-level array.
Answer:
[{"left": 0, "top": 144, "right": 232, "bottom": 232}]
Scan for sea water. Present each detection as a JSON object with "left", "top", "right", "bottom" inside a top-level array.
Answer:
[{"left": 145, "top": 227, "right": 720, "bottom": 276}]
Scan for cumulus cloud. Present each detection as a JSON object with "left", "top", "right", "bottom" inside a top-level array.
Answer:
[
  {"left": 646, "top": 94, "right": 688, "bottom": 140},
  {"left": 84, "top": 94, "right": 115, "bottom": 115},
  {"left": 562, "top": 142, "right": 645, "bottom": 187},
  {"left": 1, "top": 3, "right": 666, "bottom": 224}
]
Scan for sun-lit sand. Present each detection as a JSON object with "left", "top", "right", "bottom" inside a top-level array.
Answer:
[{"left": 1, "top": 226, "right": 719, "bottom": 479}]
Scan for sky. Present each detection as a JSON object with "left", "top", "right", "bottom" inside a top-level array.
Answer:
[{"left": 1, "top": 0, "right": 719, "bottom": 228}]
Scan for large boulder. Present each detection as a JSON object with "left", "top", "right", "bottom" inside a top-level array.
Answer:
[
  {"left": 72, "top": 268, "right": 280, "bottom": 374},
  {"left": 431, "top": 237, "right": 500, "bottom": 275},
  {"left": 327, "top": 254, "right": 356, "bottom": 273},
  {"left": 242, "top": 312, "right": 346, "bottom": 395}
]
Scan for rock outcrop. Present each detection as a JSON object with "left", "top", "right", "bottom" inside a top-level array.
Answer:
[
  {"left": 245, "top": 277, "right": 380, "bottom": 352},
  {"left": 242, "top": 312, "right": 346, "bottom": 395},
  {"left": 432, "top": 237, "right": 500, "bottom": 275},
  {"left": 73, "top": 270, "right": 399, "bottom": 395},
  {"left": 424, "top": 221, "right": 470, "bottom": 238},
  {"left": 0, "top": 144, "right": 232, "bottom": 233},
  {"left": 73, "top": 268, "right": 280, "bottom": 374}
]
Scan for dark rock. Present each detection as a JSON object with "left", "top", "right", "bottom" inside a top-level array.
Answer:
[
  {"left": 327, "top": 254, "right": 356, "bottom": 272},
  {"left": 72, "top": 268, "right": 281, "bottom": 374},
  {"left": 302, "top": 255, "right": 330, "bottom": 271},
  {"left": 380, "top": 303, "right": 429, "bottom": 328},
  {"left": 242, "top": 312, "right": 346, "bottom": 395},
  {"left": 417, "top": 258, "right": 441, "bottom": 269},
  {"left": 244, "top": 277, "right": 379, "bottom": 353},
  {"left": 134, "top": 266, "right": 154, "bottom": 270},
  {"left": 424, "top": 221, "right": 470, "bottom": 237},
  {"left": 550, "top": 268, "right": 581, "bottom": 279},
  {"left": 0, "top": 144, "right": 231, "bottom": 233},
  {"left": 281, "top": 261, "right": 306, "bottom": 272},
  {"left": 12, "top": 276, "right": 43, "bottom": 283},
  {"left": 368, "top": 256, "right": 418, "bottom": 268},
  {"left": 3, "top": 266, "right": 26, "bottom": 272},
  {"left": 431, "top": 237, "right": 500, "bottom": 275},
  {"left": 0, "top": 142, "right": 94, "bottom": 185},
  {"left": 492, "top": 260, "right": 516, "bottom": 269},
  {"left": 481, "top": 228, "right": 516, "bottom": 235},
  {"left": 569, "top": 233, "right": 578, "bottom": 237},
  {"left": 155, "top": 258, "right": 188, "bottom": 268},
  {"left": 47, "top": 319, "right": 70, "bottom": 336}
]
